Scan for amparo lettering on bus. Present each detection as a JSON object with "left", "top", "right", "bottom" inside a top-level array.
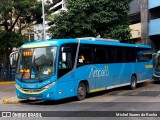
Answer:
[{"left": 88, "top": 66, "right": 109, "bottom": 78}]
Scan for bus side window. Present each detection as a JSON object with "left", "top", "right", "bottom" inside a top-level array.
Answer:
[
  {"left": 78, "top": 55, "right": 85, "bottom": 63},
  {"left": 78, "top": 54, "right": 90, "bottom": 65},
  {"left": 95, "top": 47, "right": 106, "bottom": 63},
  {"left": 77, "top": 45, "right": 92, "bottom": 66},
  {"left": 137, "top": 48, "right": 152, "bottom": 62}
]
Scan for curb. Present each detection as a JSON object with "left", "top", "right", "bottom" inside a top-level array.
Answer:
[
  {"left": 2, "top": 96, "right": 20, "bottom": 104},
  {"left": 0, "top": 81, "right": 15, "bottom": 85}
]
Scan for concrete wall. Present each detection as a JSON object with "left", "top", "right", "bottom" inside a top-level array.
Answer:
[
  {"left": 130, "top": 23, "right": 141, "bottom": 39},
  {"left": 129, "top": 0, "right": 140, "bottom": 15}
]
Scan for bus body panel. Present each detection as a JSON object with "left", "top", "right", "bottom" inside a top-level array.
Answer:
[
  {"left": 56, "top": 72, "right": 76, "bottom": 99},
  {"left": 73, "top": 62, "right": 153, "bottom": 93},
  {"left": 13, "top": 38, "right": 153, "bottom": 100}
]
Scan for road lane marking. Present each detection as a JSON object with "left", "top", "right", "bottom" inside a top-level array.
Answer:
[
  {"left": 131, "top": 91, "right": 142, "bottom": 96},
  {"left": 157, "top": 95, "right": 160, "bottom": 97},
  {"left": 106, "top": 90, "right": 160, "bottom": 96},
  {"left": 117, "top": 91, "right": 130, "bottom": 95},
  {"left": 143, "top": 90, "right": 160, "bottom": 92}
]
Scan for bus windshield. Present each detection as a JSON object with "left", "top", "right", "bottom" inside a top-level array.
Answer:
[
  {"left": 154, "top": 53, "right": 160, "bottom": 71},
  {"left": 17, "top": 47, "right": 57, "bottom": 80}
]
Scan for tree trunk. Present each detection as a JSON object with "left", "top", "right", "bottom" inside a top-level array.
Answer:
[{"left": 0, "top": 47, "right": 13, "bottom": 80}]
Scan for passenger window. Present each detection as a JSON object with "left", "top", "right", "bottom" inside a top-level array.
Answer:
[
  {"left": 77, "top": 45, "right": 92, "bottom": 66},
  {"left": 137, "top": 49, "right": 152, "bottom": 62}
]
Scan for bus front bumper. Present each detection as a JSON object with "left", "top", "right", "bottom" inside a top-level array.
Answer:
[
  {"left": 153, "top": 73, "right": 160, "bottom": 81},
  {"left": 15, "top": 82, "right": 58, "bottom": 100}
]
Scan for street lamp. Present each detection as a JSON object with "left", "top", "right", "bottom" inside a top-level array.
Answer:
[{"left": 42, "top": 0, "right": 46, "bottom": 40}]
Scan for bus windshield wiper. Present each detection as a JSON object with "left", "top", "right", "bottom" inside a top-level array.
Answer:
[{"left": 20, "top": 72, "right": 25, "bottom": 82}]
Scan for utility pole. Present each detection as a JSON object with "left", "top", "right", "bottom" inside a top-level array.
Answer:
[
  {"left": 140, "top": 0, "right": 149, "bottom": 45},
  {"left": 42, "top": 0, "right": 46, "bottom": 40}
]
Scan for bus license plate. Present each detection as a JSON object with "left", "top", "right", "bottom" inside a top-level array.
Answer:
[{"left": 29, "top": 97, "right": 36, "bottom": 100}]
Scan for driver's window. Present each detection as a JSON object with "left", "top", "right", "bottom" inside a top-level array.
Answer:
[
  {"left": 59, "top": 47, "right": 73, "bottom": 69},
  {"left": 58, "top": 43, "right": 77, "bottom": 78}
]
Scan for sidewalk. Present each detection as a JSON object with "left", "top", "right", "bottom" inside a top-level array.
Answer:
[
  {"left": 2, "top": 96, "right": 20, "bottom": 104},
  {"left": 0, "top": 79, "right": 15, "bottom": 85},
  {"left": 0, "top": 83, "right": 20, "bottom": 104}
]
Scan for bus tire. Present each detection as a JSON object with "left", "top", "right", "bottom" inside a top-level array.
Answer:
[
  {"left": 130, "top": 75, "right": 137, "bottom": 90},
  {"left": 77, "top": 82, "right": 86, "bottom": 101}
]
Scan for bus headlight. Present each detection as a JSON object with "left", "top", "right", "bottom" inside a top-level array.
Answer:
[
  {"left": 43, "top": 82, "right": 56, "bottom": 89},
  {"left": 15, "top": 84, "right": 21, "bottom": 90}
]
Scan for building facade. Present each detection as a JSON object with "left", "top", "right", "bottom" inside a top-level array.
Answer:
[
  {"left": 129, "top": 0, "right": 160, "bottom": 52},
  {"left": 148, "top": 0, "right": 160, "bottom": 51},
  {"left": 34, "top": 0, "right": 66, "bottom": 40},
  {"left": 34, "top": 0, "right": 160, "bottom": 52},
  {"left": 129, "top": 0, "right": 141, "bottom": 44}
]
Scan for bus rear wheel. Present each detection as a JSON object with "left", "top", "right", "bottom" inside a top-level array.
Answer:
[
  {"left": 130, "top": 75, "right": 137, "bottom": 90},
  {"left": 77, "top": 83, "right": 86, "bottom": 101}
]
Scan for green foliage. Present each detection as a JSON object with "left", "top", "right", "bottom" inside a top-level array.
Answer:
[
  {"left": 0, "top": 31, "right": 24, "bottom": 49},
  {"left": 0, "top": 0, "right": 44, "bottom": 60},
  {"left": 0, "top": 30, "right": 24, "bottom": 65},
  {"left": 0, "top": 0, "right": 44, "bottom": 31},
  {"left": 0, "top": 31, "right": 24, "bottom": 78},
  {"left": 0, "top": 0, "right": 50, "bottom": 79},
  {"left": 0, "top": 0, "right": 49, "bottom": 51},
  {"left": 49, "top": 0, "right": 132, "bottom": 41}
]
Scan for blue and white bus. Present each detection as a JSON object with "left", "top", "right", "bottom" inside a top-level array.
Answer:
[{"left": 10, "top": 37, "right": 153, "bottom": 100}]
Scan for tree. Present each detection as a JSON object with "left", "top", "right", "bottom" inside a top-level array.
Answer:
[
  {"left": 0, "top": 0, "right": 50, "bottom": 79},
  {"left": 0, "top": 0, "right": 49, "bottom": 33},
  {"left": 0, "top": 30, "right": 24, "bottom": 79},
  {"left": 49, "top": 0, "right": 132, "bottom": 41}
]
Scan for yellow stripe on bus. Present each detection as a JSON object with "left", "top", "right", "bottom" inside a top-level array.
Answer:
[
  {"left": 78, "top": 39, "right": 80, "bottom": 43},
  {"left": 90, "top": 88, "right": 106, "bottom": 93},
  {"left": 16, "top": 86, "right": 47, "bottom": 95},
  {"left": 145, "top": 65, "right": 153, "bottom": 68},
  {"left": 143, "top": 52, "right": 152, "bottom": 55}
]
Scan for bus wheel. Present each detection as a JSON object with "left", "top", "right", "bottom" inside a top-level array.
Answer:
[
  {"left": 130, "top": 75, "right": 137, "bottom": 90},
  {"left": 77, "top": 83, "right": 86, "bottom": 101}
]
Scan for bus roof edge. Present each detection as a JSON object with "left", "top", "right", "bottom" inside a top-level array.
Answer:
[{"left": 77, "top": 37, "right": 120, "bottom": 42}]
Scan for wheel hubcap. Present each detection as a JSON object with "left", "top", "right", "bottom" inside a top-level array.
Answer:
[
  {"left": 132, "top": 81, "right": 135, "bottom": 87},
  {"left": 78, "top": 87, "right": 84, "bottom": 97},
  {"left": 132, "top": 78, "right": 136, "bottom": 87}
]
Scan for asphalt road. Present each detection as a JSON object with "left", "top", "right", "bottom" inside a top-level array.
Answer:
[{"left": 0, "top": 81, "right": 160, "bottom": 120}]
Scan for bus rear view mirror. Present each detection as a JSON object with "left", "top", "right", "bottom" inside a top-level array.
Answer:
[
  {"left": 62, "top": 53, "right": 66, "bottom": 62},
  {"left": 61, "top": 47, "right": 72, "bottom": 62}
]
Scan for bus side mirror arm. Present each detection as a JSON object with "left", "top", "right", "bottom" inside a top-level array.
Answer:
[
  {"left": 152, "top": 53, "right": 156, "bottom": 55},
  {"left": 9, "top": 51, "right": 19, "bottom": 66}
]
